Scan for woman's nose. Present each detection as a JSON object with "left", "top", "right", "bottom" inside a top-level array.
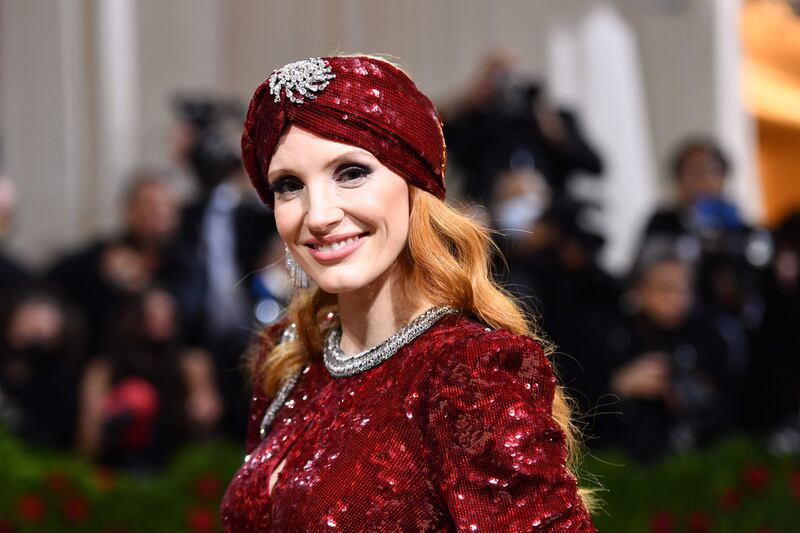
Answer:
[{"left": 304, "top": 183, "right": 343, "bottom": 232}]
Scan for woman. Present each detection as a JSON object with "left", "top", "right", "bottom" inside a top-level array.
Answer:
[{"left": 221, "top": 56, "right": 595, "bottom": 531}]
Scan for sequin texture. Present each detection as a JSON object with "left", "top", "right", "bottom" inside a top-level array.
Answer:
[
  {"left": 220, "top": 314, "right": 595, "bottom": 531},
  {"left": 241, "top": 56, "right": 448, "bottom": 208}
]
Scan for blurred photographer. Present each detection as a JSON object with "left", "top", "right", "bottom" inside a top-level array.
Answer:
[
  {"left": 497, "top": 194, "right": 621, "bottom": 419},
  {"left": 643, "top": 137, "right": 741, "bottom": 240},
  {"left": 638, "top": 137, "right": 767, "bottom": 407},
  {"left": 444, "top": 50, "right": 603, "bottom": 207},
  {"left": 0, "top": 289, "right": 83, "bottom": 449},
  {"left": 599, "top": 239, "right": 736, "bottom": 462},
  {"left": 48, "top": 172, "right": 198, "bottom": 357},
  {"left": 77, "top": 287, "right": 221, "bottom": 472},
  {"left": 171, "top": 95, "right": 279, "bottom": 438},
  {"left": 750, "top": 212, "right": 800, "bottom": 447}
]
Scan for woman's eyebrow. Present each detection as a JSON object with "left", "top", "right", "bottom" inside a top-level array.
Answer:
[
  {"left": 267, "top": 166, "right": 296, "bottom": 183},
  {"left": 326, "top": 149, "right": 375, "bottom": 168},
  {"left": 267, "top": 149, "right": 375, "bottom": 182}
]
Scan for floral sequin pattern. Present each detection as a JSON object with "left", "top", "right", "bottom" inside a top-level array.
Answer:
[
  {"left": 421, "top": 330, "right": 587, "bottom": 531},
  {"left": 241, "top": 56, "right": 448, "bottom": 207}
]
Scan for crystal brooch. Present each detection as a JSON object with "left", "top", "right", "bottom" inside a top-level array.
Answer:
[{"left": 269, "top": 57, "right": 336, "bottom": 104}]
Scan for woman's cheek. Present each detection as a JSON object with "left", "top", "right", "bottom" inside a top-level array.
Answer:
[{"left": 274, "top": 204, "right": 301, "bottom": 243}]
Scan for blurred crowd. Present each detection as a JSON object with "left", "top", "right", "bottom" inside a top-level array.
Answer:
[
  {"left": 1, "top": 53, "right": 800, "bottom": 472},
  {"left": 0, "top": 97, "right": 289, "bottom": 472}
]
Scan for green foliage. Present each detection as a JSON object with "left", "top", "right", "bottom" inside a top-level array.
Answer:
[
  {"left": 0, "top": 428, "right": 798, "bottom": 532},
  {"left": 0, "top": 428, "right": 243, "bottom": 532},
  {"left": 586, "top": 438, "right": 800, "bottom": 532}
]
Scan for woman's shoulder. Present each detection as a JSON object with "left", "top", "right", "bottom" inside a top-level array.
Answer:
[
  {"left": 432, "top": 312, "right": 546, "bottom": 353},
  {"left": 414, "top": 314, "right": 594, "bottom": 532},
  {"left": 423, "top": 313, "right": 552, "bottom": 382}
]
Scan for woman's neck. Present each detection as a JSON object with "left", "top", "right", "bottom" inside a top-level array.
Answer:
[{"left": 336, "top": 265, "right": 433, "bottom": 356}]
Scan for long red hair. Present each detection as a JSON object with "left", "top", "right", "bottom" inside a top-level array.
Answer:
[{"left": 250, "top": 187, "right": 595, "bottom": 510}]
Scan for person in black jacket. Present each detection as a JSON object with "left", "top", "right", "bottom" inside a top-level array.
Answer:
[
  {"left": 444, "top": 51, "right": 603, "bottom": 207},
  {"left": 750, "top": 212, "right": 800, "bottom": 439},
  {"left": 0, "top": 288, "right": 83, "bottom": 449},
  {"left": 47, "top": 172, "right": 200, "bottom": 358},
  {"left": 76, "top": 287, "right": 221, "bottom": 472},
  {"left": 598, "top": 241, "right": 736, "bottom": 462},
  {"left": 171, "top": 95, "right": 279, "bottom": 438},
  {"left": 498, "top": 199, "right": 621, "bottom": 422},
  {"left": 636, "top": 137, "right": 764, "bottom": 427}
]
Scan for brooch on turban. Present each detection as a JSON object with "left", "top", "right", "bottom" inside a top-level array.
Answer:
[{"left": 268, "top": 58, "right": 336, "bottom": 104}]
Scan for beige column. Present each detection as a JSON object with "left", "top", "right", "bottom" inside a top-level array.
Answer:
[
  {"left": 713, "top": 0, "right": 761, "bottom": 223},
  {"left": 95, "top": 0, "right": 139, "bottom": 231},
  {"left": 0, "top": 0, "right": 93, "bottom": 264}
]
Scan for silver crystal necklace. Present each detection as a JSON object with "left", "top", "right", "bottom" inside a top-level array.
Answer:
[
  {"left": 256, "top": 305, "right": 457, "bottom": 440},
  {"left": 323, "top": 306, "right": 457, "bottom": 378}
]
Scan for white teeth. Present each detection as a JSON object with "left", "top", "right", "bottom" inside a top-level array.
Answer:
[{"left": 315, "top": 235, "right": 361, "bottom": 253}]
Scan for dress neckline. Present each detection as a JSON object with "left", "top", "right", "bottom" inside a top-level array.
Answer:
[{"left": 323, "top": 306, "right": 458, "bottom": 378}]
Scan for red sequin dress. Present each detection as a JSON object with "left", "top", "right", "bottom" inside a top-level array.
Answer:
[{"left": 220, "top": 314, "right": 595, "bottom": 532}]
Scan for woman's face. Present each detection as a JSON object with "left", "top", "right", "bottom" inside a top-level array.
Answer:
[{"left": 267, "top": 125, "right": 410, "bottom": 294}]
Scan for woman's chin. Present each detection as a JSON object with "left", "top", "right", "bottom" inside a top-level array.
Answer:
[
  {"left": 306, "top": 258, "right": 404, "bottom": 296},
  {"left": 312, "top": 276, "right": 369, "bottom": 295},
  {"left": 312, "top": 268, "right": 397, "bottom": 295}
]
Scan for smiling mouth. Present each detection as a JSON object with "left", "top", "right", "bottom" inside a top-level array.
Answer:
[{"left": 307, "top": 233, "right": 368, "bottom": 254}]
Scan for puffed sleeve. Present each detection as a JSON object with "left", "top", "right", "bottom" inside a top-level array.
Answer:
[{"left": 421, "top": 329, "right": 595, "bottom": 532}]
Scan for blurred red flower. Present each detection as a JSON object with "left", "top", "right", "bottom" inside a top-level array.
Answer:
[
  {"left": 719, "top": 487, "right": 742, "bottom": 511},
  {"left": 788, "top": 469, "right": 800, "bottom": 502},
  {"left": 16, "top": 494, "right": 45, "bottom": 523},
  {"left": 686, "top": 510, "right": 712, "bottom": 533},
  {"left": 62, "top": 496, "right": 89, "bottom": 523},
  {"left": 195, "top": 472, "right": 223, "bottom": 501},
  {"left": 742, "top": 463, "right": 770, "bottom": 492},
  {"left": 186, "top": 506, "right": 215, "bottom": 533},
  {"left": 45, "top": 471, "right": 70, "bottom": 493},
  {"left": 649, "top": 509, "right": 675, "bottom": 533}
]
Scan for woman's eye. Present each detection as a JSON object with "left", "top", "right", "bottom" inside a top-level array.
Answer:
[
  {"left": 334, "top": 164, "right": 372, "bottom": 185},
  {"left": 269, "top": 177, "right": 303, "bottom": 198}
]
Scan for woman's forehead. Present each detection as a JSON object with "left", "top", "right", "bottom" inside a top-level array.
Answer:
[
  {"left": 275, "top": 125, "right": 339, "bottom": 151},
  {"left": 269, "top": 126, "right": 376, "bottom": 170}
]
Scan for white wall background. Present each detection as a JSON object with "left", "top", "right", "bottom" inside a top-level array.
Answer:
[{"left": 0, "top": 0, "right": 758, "bottom": 273}]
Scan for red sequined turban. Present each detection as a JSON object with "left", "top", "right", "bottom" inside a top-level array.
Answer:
[{"left": 241, "top": 56, "right": 447, "bottom": 206}]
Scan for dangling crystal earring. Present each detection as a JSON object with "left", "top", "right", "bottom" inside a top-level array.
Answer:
[{"left": 285, "top": 244, "right": 310, "bottom": 289}]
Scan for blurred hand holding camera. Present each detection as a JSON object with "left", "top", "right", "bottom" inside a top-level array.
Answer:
[{"left": 611, "top": 351, "right": 672, "bottom": 400}]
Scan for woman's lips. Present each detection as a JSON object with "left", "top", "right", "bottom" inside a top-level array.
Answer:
[{"left": 306, "top": 233, "right": 368, "bottom": 262}]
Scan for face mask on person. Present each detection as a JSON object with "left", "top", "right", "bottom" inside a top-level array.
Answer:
[
  {"left": 495, "top": 192, "right": 545, "bottom": 238},
  {"left": 1, "top": 343, "right": 57, "bottom": 388},
  {"left": 22, "top": 343, "right": 52, "bottom": 366}
]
